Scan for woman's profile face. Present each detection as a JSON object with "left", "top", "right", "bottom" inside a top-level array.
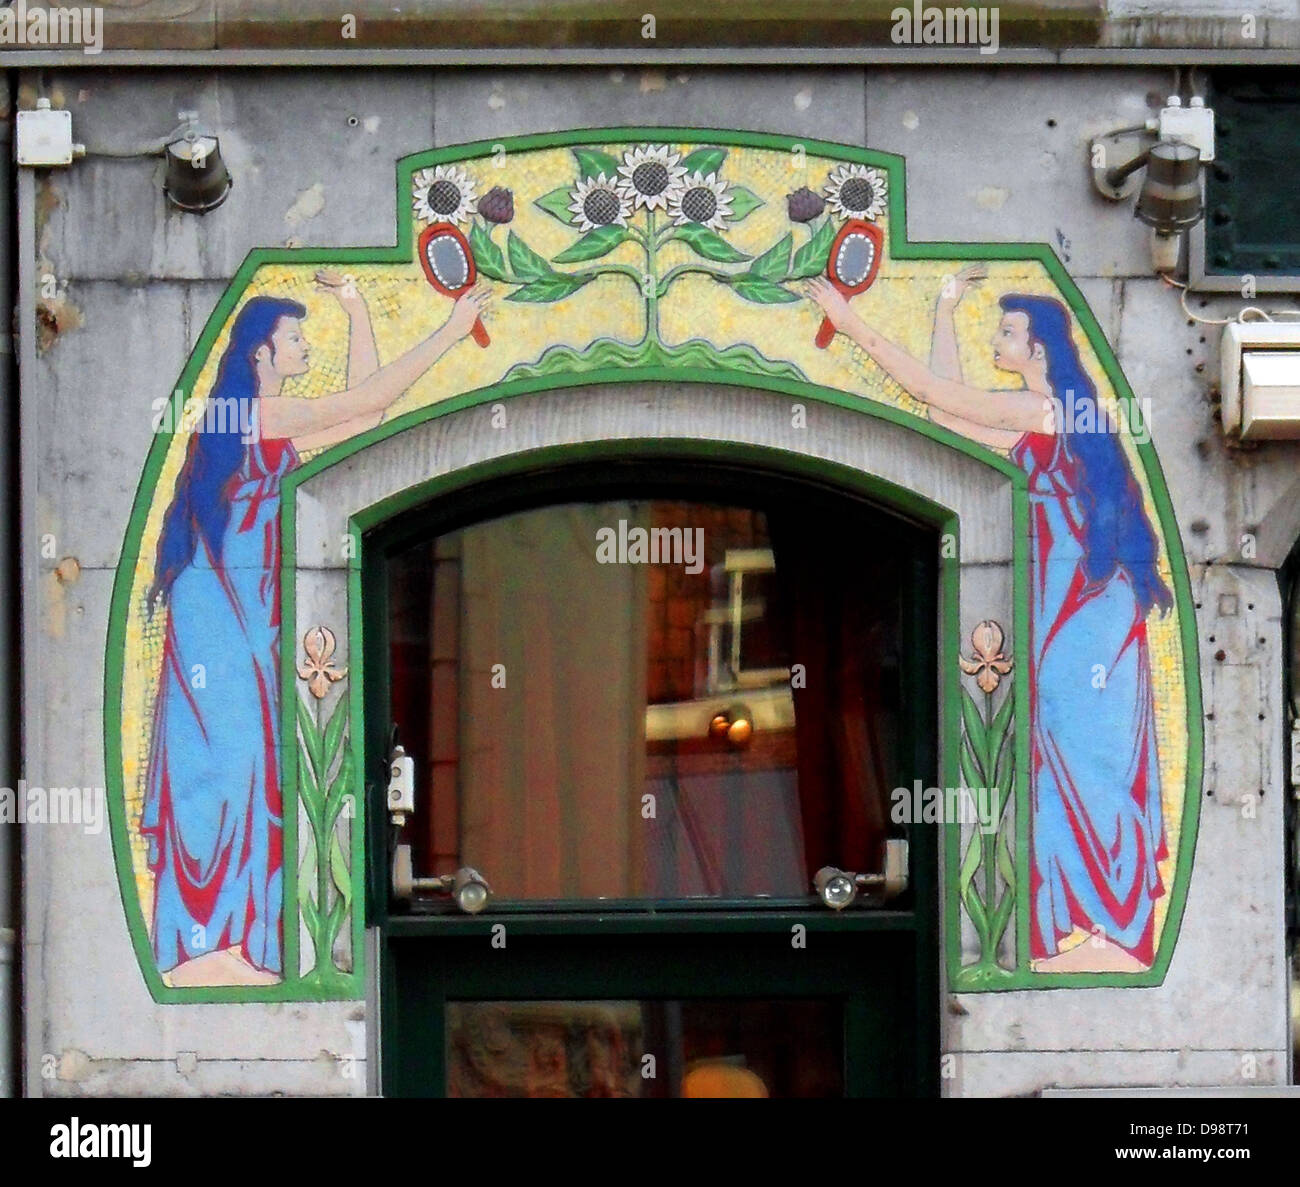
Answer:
[
  {"left": 264, "top": 316, "right": 311, "bottom": 379},
  {"left": 990, "top": 310, "right": 1038, "bottom": 375}
]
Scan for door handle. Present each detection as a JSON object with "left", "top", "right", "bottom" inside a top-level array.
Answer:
[{"left": 813, "top": 839, "right": 909, "bottom": 909}]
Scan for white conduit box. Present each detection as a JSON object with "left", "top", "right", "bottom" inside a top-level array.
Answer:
[{"left": 1220, "top": 322, "right": 1300, "bottom": 440}]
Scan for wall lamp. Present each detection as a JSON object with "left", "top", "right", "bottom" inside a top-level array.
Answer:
[
  {"left": 1090, "top": 95, "right": 1214, "bottom": 272},
  {"left": 163, "top": 117, "right": 231, "bottom": 213},
  {"left": 814, "top": 839, "right": 909, "bottom": 909}
]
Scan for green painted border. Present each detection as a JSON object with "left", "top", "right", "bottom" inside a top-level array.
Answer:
[{"left": 103, "top": 126, "right": 1202, "bottom": 1002}]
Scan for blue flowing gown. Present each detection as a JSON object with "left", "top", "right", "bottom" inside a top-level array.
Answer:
[
  {"left": 141, "top": 421, "right": 298, "bottom": 976},
  {"left": 1014, "top": 431, "right": 1167, "bottom": 965}
]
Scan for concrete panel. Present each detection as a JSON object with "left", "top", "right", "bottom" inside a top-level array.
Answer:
[
  {"left": 36, "top": 279, "right": 191, "bottom": 573},
  {"left": 866, "top": 67, "right": 1172, "bottom": 279},
  {"left": 42, "top": 70, "right": 437, "bottom": 280},
  {"left": 949, "top": 1048, "right": 1286, "bottom": 1097},
  {"left": 1117, "top": 277, "right": 1300, "bottom": 570},
  {"left": 433, "top": 66, "right": 867, "bottom": 147}
]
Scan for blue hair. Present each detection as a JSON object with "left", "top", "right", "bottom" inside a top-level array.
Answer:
[
  {"left": 150, "top": 296, "right": 307, "bottom": 606},
  {"left": 1000, "top": 294, "right": 1171, "bottom": 618}
]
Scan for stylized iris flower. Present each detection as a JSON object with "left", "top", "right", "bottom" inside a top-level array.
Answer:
[
  {"left": 667, "top": 171, "right": 735, "bottom": 231},
  {"left": 568, "top": 173, "right": 633, "bottom": 232},
  {"left": 412, "top": 164, "right": 478, "bottom": 227},
  {"left": 616, "top": 144, "right": 687, "bottom": 213},
  {"left": 959, "top": 620, "right": 1013, "bottom": 694},
  {"left": 824, "top": 163, "right": 888, "bottom": 221},
  {"left": 298, "top": 626, "right": 348, "bottom": 700}
]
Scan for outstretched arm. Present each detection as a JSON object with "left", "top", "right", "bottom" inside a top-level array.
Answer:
[
  {"left": 804, "top": 276, "right": 1054, "bottom": 435},
  {"left": 926, "top": 267, "right": 1026, "bottom": 450},
  {"left": 259, "top": 285, "right": 491, "bottom": 441}
]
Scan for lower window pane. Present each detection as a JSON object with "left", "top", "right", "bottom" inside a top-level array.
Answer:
[{"left": 446, "top": 999, "right": 843, "bottom": 1098}]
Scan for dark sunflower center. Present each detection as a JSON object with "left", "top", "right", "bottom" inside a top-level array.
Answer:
[
  {"left": 584, "top": 188, "right": 621, "bottom": 225},
  {"left": 681, "top": 187, "right": 718, "bottom": 223},
  {"left": 632, "top": 161, "right": 670, "bottom": 196},
  {"left": 428, "top": 179, "right": 463, "bottom": 216},
  {"left": 839, "top": 177, "right": 876, "bottom": 211}
]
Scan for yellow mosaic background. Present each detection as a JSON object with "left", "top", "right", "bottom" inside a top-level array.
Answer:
[{"left": 118, "top": 141, "right": 1187, "bottom": 954}]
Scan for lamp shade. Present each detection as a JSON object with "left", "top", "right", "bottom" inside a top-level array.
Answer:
[
  {"left": 1135, "top": 140, "right": 1203, "bottom": 234},
  {"left": 164, "top": 132, "right": 231, "bottom": 213}
]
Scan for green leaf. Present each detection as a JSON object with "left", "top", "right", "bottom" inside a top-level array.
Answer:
[
  {"left": 996, "top": 815, "right": 1017, "bottom": 892},
  {"left": 789, "top": 217, "right": 836, "bottom": 279},
  {"left": 329, "top": 834, "right": 353, "bottom": 910},
  {"left": 468, "top": 220, "right": 508, "bottom": 281},
  {"left": 534, "top": 185, "right": 577, "bottom": 226},
  {"left": 298, "top": 749, "right": 324, "bottom": 821},
  {"left": 323, "top": 895, "right": 348, "bottom": 953},
  {"left": 323, "top": 697, "right": 348, "bottom": 771},
  {"left": 728, "top": 276, "right": 799, "bottom": 304},
  {"left": 960, "top": 690, "right": 990, "bottom": 778},
  {"left": 958, "top": 742, "right": 983, "bottom": 802},
  {"left": 749, "top": 232, "right": 792, "bottom": 281},
  {"left": 506, "top": 273, "right": 593, "bottom": 303},
  {"left": 680, "top": 147, "right": 727, "bottom": 176},
  {"left": 726, "top": 185, "right": 763, "bottom": 222},
  {"left": 298, "top": 825, "right": 316, "bottom": 892},
  {"left": 572, "top": 147, "right": 622, "bottom": 181},
  {"left": 989, "top": 686, "right": 1015, "bottom": 746},
  {"left": 301, "top": 886, "right": 321, "bottom": 941},
  {"left": 506, "top": 231, "right": 552, "bottom": 282},
  {"left": 553, "top": 225, "right": 630, "bottom": 263},
  {"left": 672, "top": 222, "right": 751, "bottom": 263},
  {"left": 296, "top": 697, "right": 324, "bottom": 783},
  {"left": 325, "top": 754, "right": 355, "bottom": 833},
  {"left": 959, "top": 838, "right": 988, "bottom": 935}
]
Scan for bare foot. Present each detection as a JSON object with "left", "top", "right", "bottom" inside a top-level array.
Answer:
[
  {"left": 164, "top": 948, "right": 282, "bottom": 987},
  {"left": 1031, "top": 935, "right": 1148, "bottom": 974}
]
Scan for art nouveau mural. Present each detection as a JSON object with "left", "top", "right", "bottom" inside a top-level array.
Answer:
[{"left": 105, "top": 129, "right": 1200, "bottom": 1001}]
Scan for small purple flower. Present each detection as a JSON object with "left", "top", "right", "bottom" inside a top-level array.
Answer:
[
  {"left": 787, "top": 186, "right": 826, "bottom": 223},
  {"left": 478, "top": 186, "right": 515, "bottom": 224}
]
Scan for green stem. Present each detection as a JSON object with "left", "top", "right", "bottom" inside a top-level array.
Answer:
[
  {"left": 642, "top": 209, "right": 660, "bottom": 346},
  {"left": 656, "top": 263, "right": 737, "bottom": 296},
  {"left": 314, "top": 699, "right": 330, "bottom": 975},
  {"left": 981, "top": 689, "right": 996, "bottom": 963}
]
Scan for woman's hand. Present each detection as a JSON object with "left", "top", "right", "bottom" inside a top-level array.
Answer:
[
  {"left": 444, "top": 284, "right": 493, "bottom": 341},
  {"left": 801, "top": 277, "right": 858, "bottom": 336},
  {"left": 314, "top": 268, "right": 365, "bottom": 312},
  {"left": 937, "top": 263, "right": 986, "bottom": 309}
]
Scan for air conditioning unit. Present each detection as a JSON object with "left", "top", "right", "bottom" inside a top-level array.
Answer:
[{"left": 1221, "top": 321, "right": 1300, "bottom": 440}]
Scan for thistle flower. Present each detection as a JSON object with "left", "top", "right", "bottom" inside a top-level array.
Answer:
[
  {"left": 787, "top": 186, "right": 825, "bottom": 223},
  {"left": 478, "top": 186, "right": 514, "bottom": 225}
]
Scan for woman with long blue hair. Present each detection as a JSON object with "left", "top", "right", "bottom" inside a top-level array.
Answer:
[
  {"left": 144, "top": 271, "right": 490, "bottom": 985},
  {"left": 806, "top": 268, "right": 1170, "bottom": 972}
]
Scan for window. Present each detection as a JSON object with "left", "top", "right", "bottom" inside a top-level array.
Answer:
[
  {"left": 366, "top": 457, "right": 939, "bottom": 1097},
  {"left": 1203, "top": 70, "right": 1300, "bottom": 281}
]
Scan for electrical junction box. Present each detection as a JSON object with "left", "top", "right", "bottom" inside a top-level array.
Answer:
[
  {"left": 1158, "top": 97, "right": 1215, "bottom": 162},
  {"left": 15, "top": 100, "right": 81, "bottom": 167},
  {"left": 1220, "top": 321, "right": 1300, "bottom": 440}
]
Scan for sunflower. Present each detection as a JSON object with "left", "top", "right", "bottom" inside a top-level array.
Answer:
[
  {"left": 616, "top": 144, "right": 687, "bottom": 213},
  {"left": 412, "top": 165, "right": 478, "bottom": 227},
  {"left": 568, "top": 173, "right": 633, "bottom": 232},
  {"left": 824, "top": 164, "right": 887, "bottom": 221},
  {"left": 667, "top": 172, "right": 734, "bottom": 231}
]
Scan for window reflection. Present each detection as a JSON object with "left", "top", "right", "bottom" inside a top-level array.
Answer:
[
  {"left": 446, "top": 999, "right": 843, "bottom": 1098},
  {"left": 388, "top": 496, "right": 905, "bottom": 902}
]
